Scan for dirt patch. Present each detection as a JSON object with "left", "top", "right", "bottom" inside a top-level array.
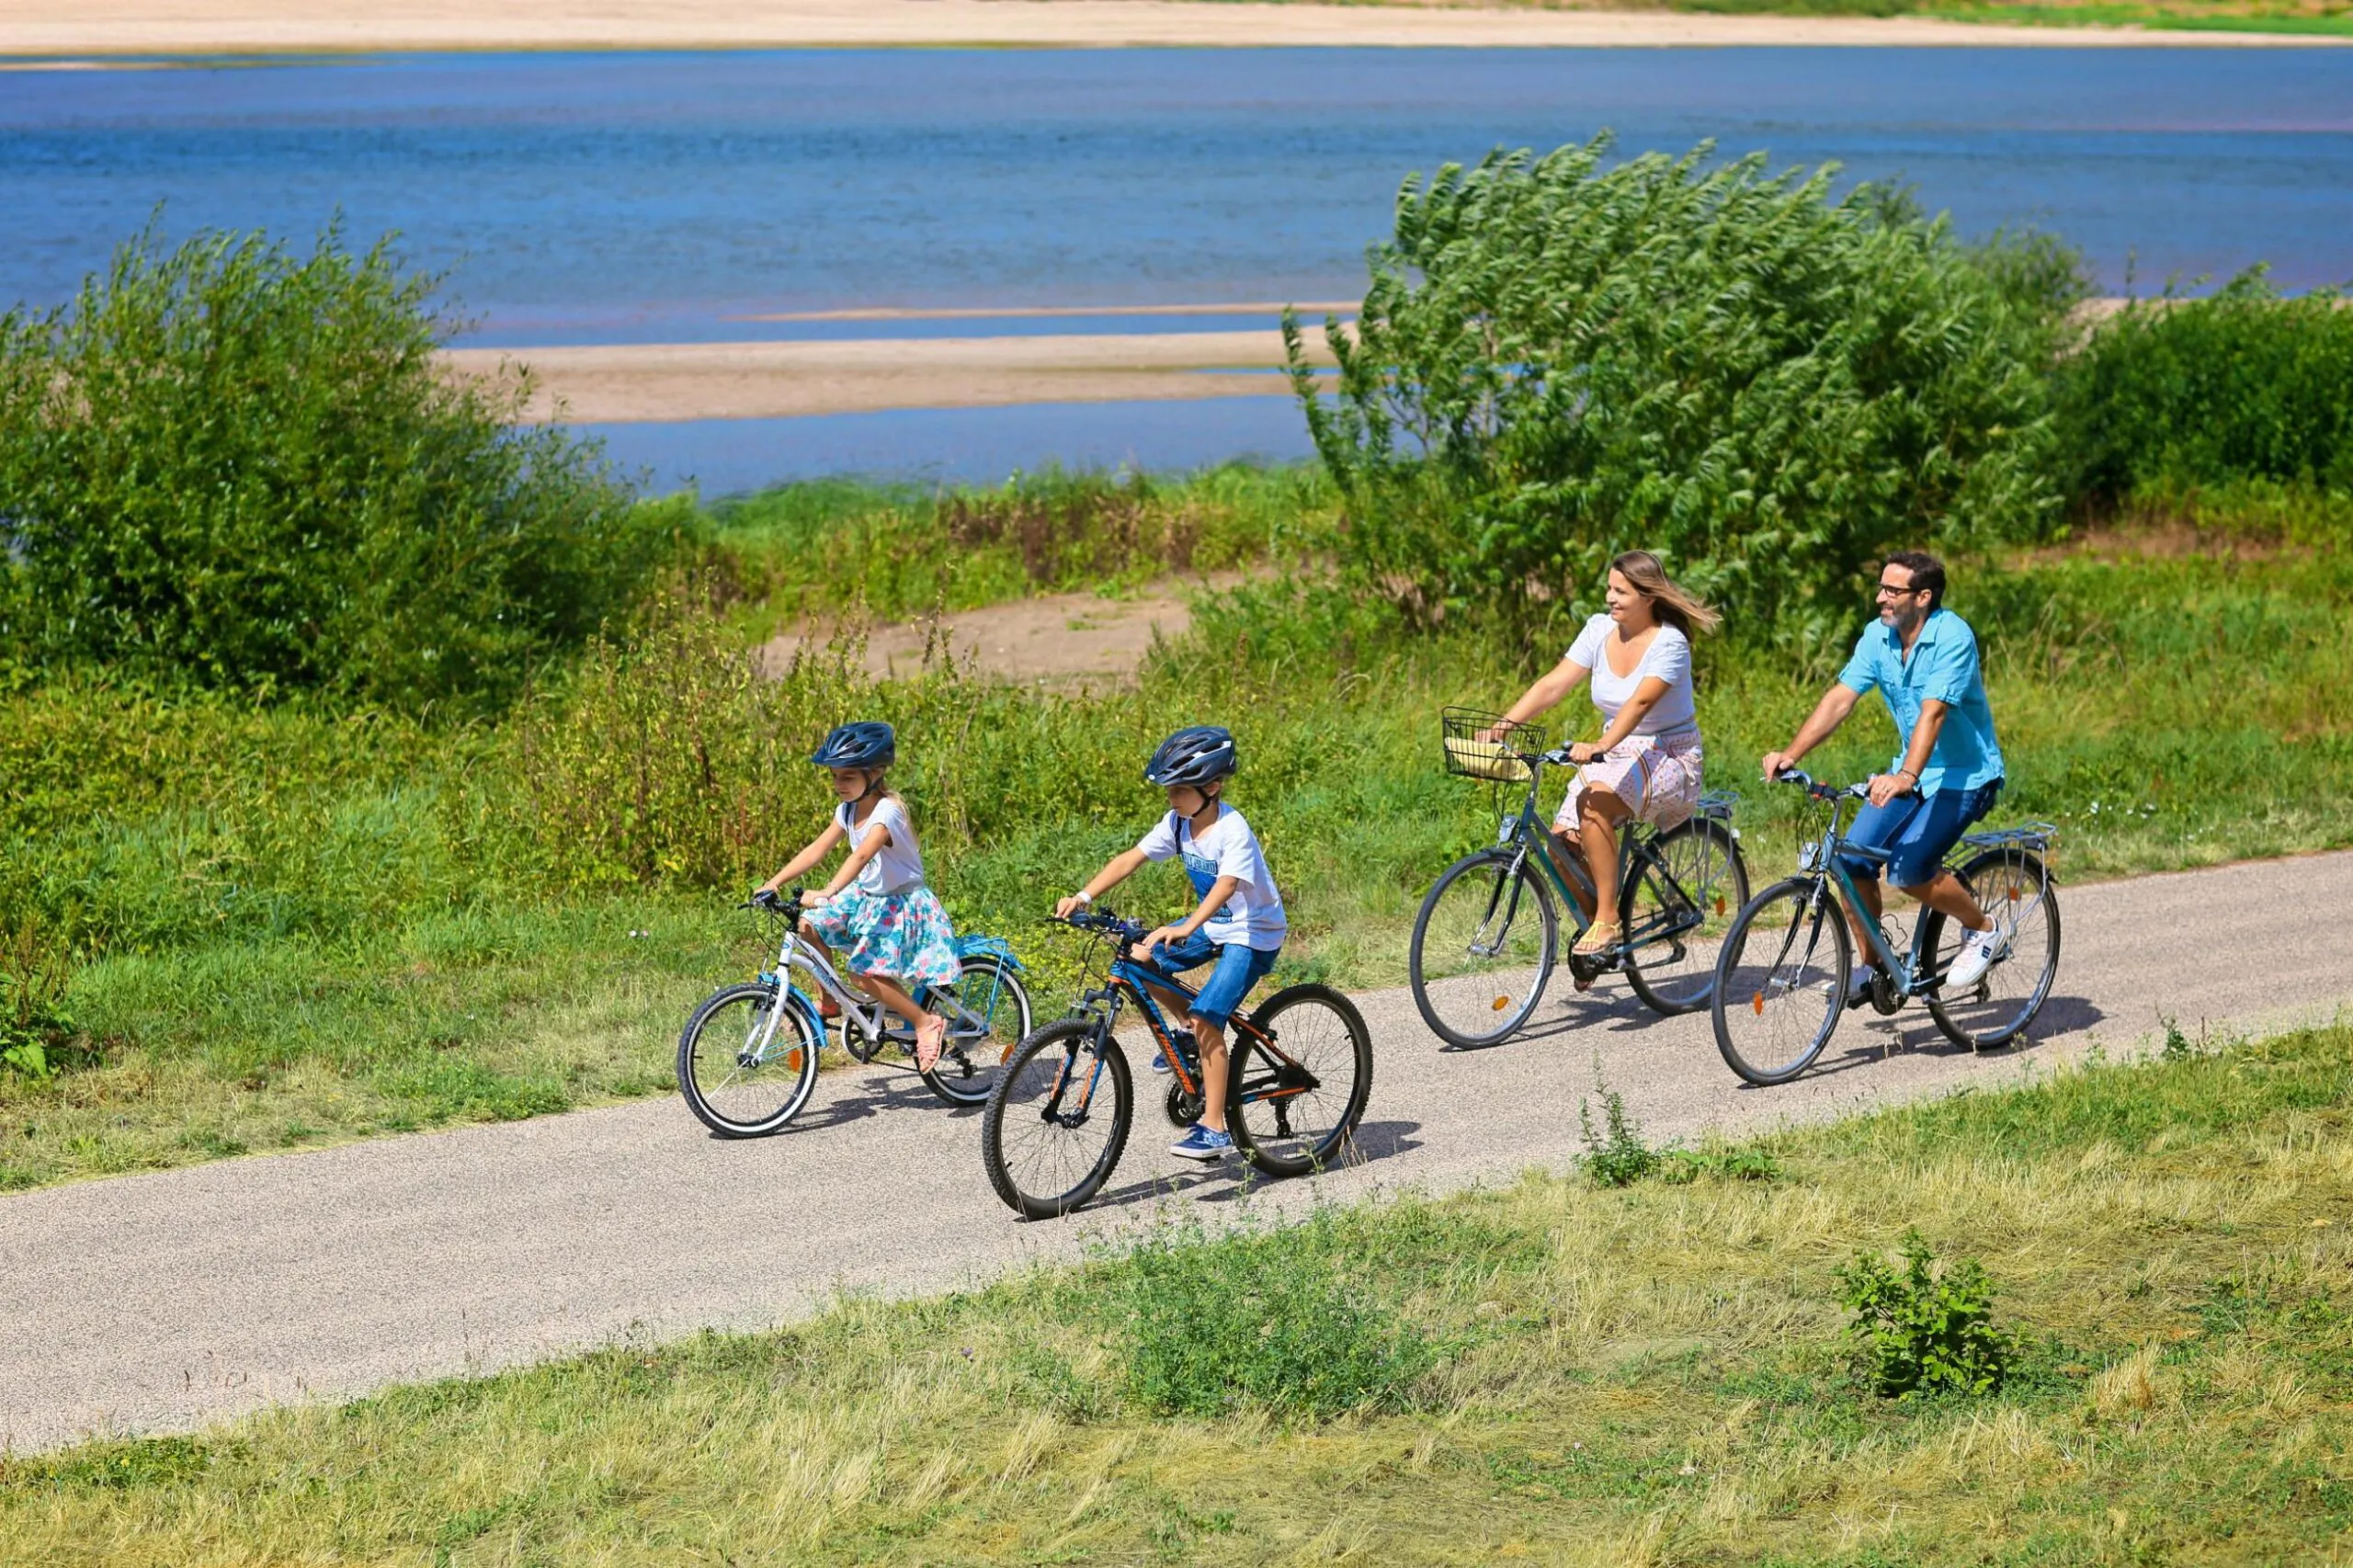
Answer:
[{"left": 758, "top": 578, "right": 1234, "bottom": 686}]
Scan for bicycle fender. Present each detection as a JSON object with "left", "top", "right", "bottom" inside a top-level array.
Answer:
[{"left": 952, "top": 933, "right": 1026, "bottom": 971}]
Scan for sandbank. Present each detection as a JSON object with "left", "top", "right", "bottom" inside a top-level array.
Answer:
[
  {"left": 440, "top": 329, "right": 1339, "bottom": 422},
  {"left": 4, "top": 0, "right": 2343, "bottom": 57}
]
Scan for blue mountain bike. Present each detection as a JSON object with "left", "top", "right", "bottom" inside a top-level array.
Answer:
[{"left": 979, "top": 909, "right": 1372, "bottom": 1219}]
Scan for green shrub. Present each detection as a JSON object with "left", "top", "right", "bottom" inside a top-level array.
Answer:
[
  {"left": 1576, "top": 1062, "right": 1659, "bottom": 1188},
  {"left": 1836, "top": 1228, "right": 2015, "bottom": 1398},
  {"left": 2054, "top": 271, "right": 2353, "bottom": 507},
  {"left": 0, "top": 222, "right": 680, "bottom": 712},
  {"left": 1285, "top": 138, "right": 2070, "bottom": 649},
  {"left": 1117, "top": 1212, "right": 1437, "bottom": 1418}
]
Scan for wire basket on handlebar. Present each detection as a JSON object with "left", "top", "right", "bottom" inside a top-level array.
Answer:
[{"left": 1441, "top": 707, "right": 1545, "bottom": 784}]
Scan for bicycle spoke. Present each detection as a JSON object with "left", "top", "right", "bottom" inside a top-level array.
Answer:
[
  {"left": 1410, "top": 851, "right": 1557, "bottom": 1048},
  {"left": 1712, "top": 880, "right": 1847, "bottom": 1085}
]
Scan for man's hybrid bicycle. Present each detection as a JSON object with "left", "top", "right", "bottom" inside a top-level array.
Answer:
[
  {"left": 1708, "top": 769, "right": 2062, "bottom": 1085},
  {"left": 1408, "top": 708, "right": 1750, "bottom": 1049},
  {"left": 676, "top": 887, "right": 1033, "bottom": 1136},
  {"left": 979, "top": 909, "right": 1372, "bottom": 1220}
]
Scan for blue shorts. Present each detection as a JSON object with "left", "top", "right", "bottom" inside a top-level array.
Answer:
[
  {"left": 1139, "top": 931, "right": 1282, "bottom": 1028},
  {"left": 1838, "top": 778, "right": 2004, "bottom": 890}
]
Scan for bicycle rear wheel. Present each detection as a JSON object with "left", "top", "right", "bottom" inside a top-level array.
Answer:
[
  {"left": 981, "top": 1019, "right": 1133, "bottom": 1220},
  {"left": 1623, "top": 818, "right": 1750, "bottom": 1016},
  {"left": 676, "top": 982, "right": 821, "bottom": 1137},
  {"left": 1408, "top": 848, "right": 1559, "bottom": 1049},
  {"left": 1923, "top": 849, "right": 2061, "bottom": 1051},
  {"left": 1229, "top": 983, "right": 1373, "bottom": 1178},
  {"left": 921, "top": 955, "right": 1033, "bottom": 1107},
  {"left": 1711, "top": 879, "right": 1849, "bottom": 1086}
]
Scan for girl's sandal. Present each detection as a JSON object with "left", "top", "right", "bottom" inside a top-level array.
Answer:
[
  {"left": 1571, "top": 920, "right": 1622, "bottom": 960},
  {"left": 914, "top": 1015, "right": 949, "bottom": 1074}
]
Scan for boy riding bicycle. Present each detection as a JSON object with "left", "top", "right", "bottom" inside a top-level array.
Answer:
[{"left": 1055, "top": 725, "right": 1287, "bottom": 1163}]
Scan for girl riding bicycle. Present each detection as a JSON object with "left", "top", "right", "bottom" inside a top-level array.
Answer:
[
  {"left": 1053, "top": 725, "right": 1287, "bottom": 1164},
  {"left": 1487, "top": 551, "right": 1722, "bottom": 970},
  {"left": 756, "top": 722, "right": 960, "bottom": 1072}
]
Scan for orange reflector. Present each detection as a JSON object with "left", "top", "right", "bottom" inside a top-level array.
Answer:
[
  {"left": 2007, "top": 886, "right": 2021, "bottom": 902},
  {"left": 787, "top": 1049, "right": 806, "bottom": 1073},
  {"left": 1492, "top": 995, "right": 1512, "bottom": 1011},
  {"left": 1751, "top": 993, "right": 1765, "bottom": 1017},
  {"left": 1713, "top": 895, "right": 1726, "bottom": 916}
]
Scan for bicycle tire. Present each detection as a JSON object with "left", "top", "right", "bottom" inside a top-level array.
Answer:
[
  {"left": 1623, "top": 818, "right": 1750, "bottom": 1017},
  {"left": 1711, "top": 878, "right": 1850, "bottom": 1086},
  {"left": 981, "top": 1018, "right": 1133, "bottom": 1220},
  {"left": 1408, "top": 848, "right": 1559, "bottom": 1050},
  {"left": 1922, "top": 849, "right": 2062, "bottom": 1051},
  {"left": 676, "top": 982, "right": 823, "bottom": 1137},
  {"left": 920, "top": 955, "right": 1034, "bottom": 1107},
  {"left": 1228, "top": 983, "right": 1373, "bottom": 1178}
]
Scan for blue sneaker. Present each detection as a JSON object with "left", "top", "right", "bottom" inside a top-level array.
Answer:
[
  {"left": 1168, "top": 1124, "right": 1233, "bottom": 1162},
  {"left": 1150, "top": 1050, "right": 1171, "bottom": 1074}
]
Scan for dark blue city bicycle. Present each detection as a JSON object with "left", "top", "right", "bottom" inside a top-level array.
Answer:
[
  {"left": 979, "top": 909, "right": 1372, "bottom": 1219},
  {"left": 1708, "top": 768, "right": 2062, "bottom": 1085}
]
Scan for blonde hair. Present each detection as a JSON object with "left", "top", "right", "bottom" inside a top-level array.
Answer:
[{"left": 1610, "top": 551, "right": 1722, "bottom": 638}]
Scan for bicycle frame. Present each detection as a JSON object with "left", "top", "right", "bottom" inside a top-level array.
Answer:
[
  {"left": 1045, "top": 916, "right": 1316, "bottom": 1120},
  {"left": 748, "top": 901, "right": 1009, "bottom": 1062},
  {"left": 1487, "top": 755, "right": 1731, "bottom": 959},
  {"left": 1782, "top": 781, "right": 1944, "bottom": 996}
]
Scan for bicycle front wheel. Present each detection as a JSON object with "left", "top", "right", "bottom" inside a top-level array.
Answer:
[
  {"left": 981, "top": 1019, "right": 1133, "bottom": 1220},
  {"left": 921, "top": 954, "right": 1033, "bottom": 1107},
  {"left": 676, "top": 982, "right": 822, "bottom": 1137},
  {"left": 1408, "top": 848, "right": 1559, "bottom": 1049},
  {"left": 1923, "top": 849, "right": 2062, "bottom": 1051},
  {"left": 1623, "top": 817, "right": 1750, "bottom": 1016},
  {"left": 1711, "top": 879, "right": 1849, "bottom": 1086},
  {"left": 1230, "top": 983, "right": 1373, "bottom": 1178}
]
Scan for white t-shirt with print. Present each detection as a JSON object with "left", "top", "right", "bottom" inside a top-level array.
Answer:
[
  {"left": 1135, "top": 803, "right": 1287, "bottom": 951},
  {"left": 1566, "top": 614, "right": 1698, "bottom": 737},
  {"left": 835, "top": 797, "right": 926, "bottom": 896}
]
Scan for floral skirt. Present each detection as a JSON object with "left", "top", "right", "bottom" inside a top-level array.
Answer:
[
  {"left": 803, "top": 886, "right": 962, "bottom": 991},
  {"left": 1554, "top": 731, "right": 1706, "bottom": 835}
]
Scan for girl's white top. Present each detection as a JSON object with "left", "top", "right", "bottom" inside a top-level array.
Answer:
[
  {"left": 835, "top": 797, "right": 926, "bottom": 896},
  {"left": 1567, "top": 614, "right": 1698, "bottom": 738}
]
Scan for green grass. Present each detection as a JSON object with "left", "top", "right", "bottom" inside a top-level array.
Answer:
[
  {"left": 9, "top": 1022, "right": 2352, "bottom": 1562},
  {"left": 1219, "top": 0, "right": 2353, "bottom": 36},
  {"left": 5, "top": 476, "right": 2349, "bottom": 1190}
]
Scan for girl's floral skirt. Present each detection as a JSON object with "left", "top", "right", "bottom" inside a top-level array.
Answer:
[
  {"left": 1554, "top": 731, "right": 1706, "bottom": 835},
  {"left": 804, "top": 886, "right": 962, "bottom": 991}
]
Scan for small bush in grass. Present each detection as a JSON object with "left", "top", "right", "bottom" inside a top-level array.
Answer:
[
  {"left": 1577, "top": 1059, "right": 1659, "bottom": 1187},
  {"left": 1836, "top": 1228, "right": 2014, "bottom": 1398},
  {"left": 1116, "top": 1210, "right": 1437, "bottom": 1419}
]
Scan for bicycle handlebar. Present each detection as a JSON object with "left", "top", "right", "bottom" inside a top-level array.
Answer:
[
  {"left": 1773, "top": 768, "right": 1869, "bottom": 801},
  {"left": 1049, "top": 908, "right": 1152, "bottom": 944}
]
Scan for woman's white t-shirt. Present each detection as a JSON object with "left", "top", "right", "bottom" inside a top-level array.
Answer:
[
  {"left": 835, "top": 797, "right": 926, "bottom": 896},
  {"left": 1566, "top": 614, "right": 1698, "bottom": 737}
]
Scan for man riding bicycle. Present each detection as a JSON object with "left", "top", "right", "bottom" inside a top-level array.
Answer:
[{"left": 1759, "top": 551, "right": 2008, "bottom": 1003}]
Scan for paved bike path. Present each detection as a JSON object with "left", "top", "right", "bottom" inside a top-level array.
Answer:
[{"left": 5, "top": 851, "right": 2351, "bottom": 1452}]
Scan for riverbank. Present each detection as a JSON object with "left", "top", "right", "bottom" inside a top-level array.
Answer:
[{"left": 5, "top": 0, "right": 2347, "bottom": 57}]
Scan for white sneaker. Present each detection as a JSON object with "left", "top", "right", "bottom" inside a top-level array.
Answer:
[{"left": 1944, "top": 926, "right": 2006, "bottom": 992}]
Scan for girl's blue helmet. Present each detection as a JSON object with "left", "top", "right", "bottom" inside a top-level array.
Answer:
[
  {"left": 812, "top": 722, "right": 895, "bottom": 771},
  {"left": 1144, "top": 725, "right": 1236, "bottom": 788}
]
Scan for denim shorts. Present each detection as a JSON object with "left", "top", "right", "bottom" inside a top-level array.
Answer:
[
  {"left": 1838, "top": 778, "right": 2004, "bottom": 890},
  {"left": 1140, "top": 930, "right": 1282, "bottom": 1028}
]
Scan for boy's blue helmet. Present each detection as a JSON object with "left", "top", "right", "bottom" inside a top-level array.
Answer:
[
  {"left": 1144, "top": 725, "right": 1236, "bottom": 788},
  {"left": 811, "top": 722, "right": 895, "bottom": 771}
]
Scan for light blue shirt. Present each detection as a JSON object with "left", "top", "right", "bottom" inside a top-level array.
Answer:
[{"left": 1836, "top": 607, "right": 2005, "bottom": 795}]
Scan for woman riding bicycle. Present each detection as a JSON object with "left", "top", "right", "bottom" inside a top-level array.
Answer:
[{"left": 1486, "top": 551, "right": 1722, "bottom": 966}]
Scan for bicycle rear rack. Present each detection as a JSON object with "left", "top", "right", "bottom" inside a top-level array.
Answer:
[{"left": 1960, "top": 822, "right": 2059, "bottom": 852}]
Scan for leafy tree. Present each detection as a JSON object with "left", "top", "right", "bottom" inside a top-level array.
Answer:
[
  {"left": 0, "top": 223, "right": 676, "bottom": 712},
  {"left": 1286, "top": 137, "right": 2072, "bottom": 650}
]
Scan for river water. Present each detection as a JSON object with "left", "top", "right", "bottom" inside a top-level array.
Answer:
[{"left": 6, "top": 47, "right": 2350, "bottom": 489}]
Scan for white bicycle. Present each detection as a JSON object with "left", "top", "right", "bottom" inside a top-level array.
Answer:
[{"left": 676, "top": 887, "right": 1033, "bottom": 1137}]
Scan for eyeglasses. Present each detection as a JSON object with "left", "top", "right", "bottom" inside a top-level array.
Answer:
[{"left": 1875, "top": 582, "right": 1922, "bottom": 598}]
